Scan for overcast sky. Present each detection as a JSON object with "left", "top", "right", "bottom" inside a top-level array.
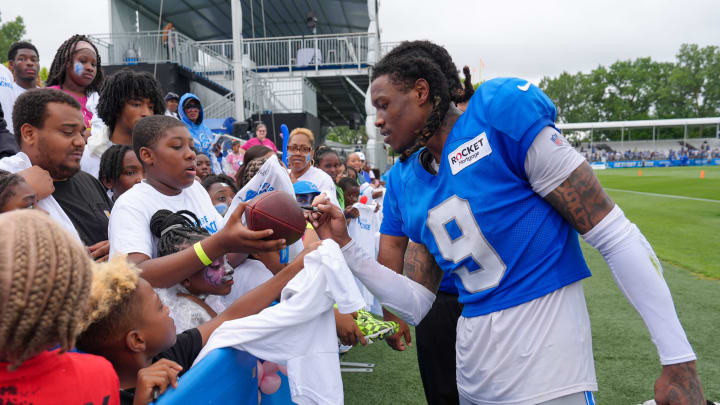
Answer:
[{"left": 2, "top": 0, "right": 719, "bottom": 85}]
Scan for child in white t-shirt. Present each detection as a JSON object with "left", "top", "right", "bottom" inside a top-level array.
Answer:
[{"left": 109, "top": 115, "right": 286, "bottom": 288}]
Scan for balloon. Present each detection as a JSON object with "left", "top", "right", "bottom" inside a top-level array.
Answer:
[
  {"left": 278, "top": 365, "right": 288, "bottom": 376},
  {"left": 256, "top": 360, "right": 264, "bottom": 386},
  {"left": 260, "top": 374, "right": 282, "bottom": 395},
  {"left": 359, "top": 196, "right": 368, "bottom": 204},
  {"left": 262, "top": 361, "right": 280, "bottom": 375}
]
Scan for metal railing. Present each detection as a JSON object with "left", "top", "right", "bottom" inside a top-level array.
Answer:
[
  {"left": 198, "top": 32, "right": 373, "bottom": 71},
  {"left": 88, "top": 31, "right": 379, "bottom": 118},
  {"left": 89, "top": 31, "right": 234, "bottom": 84}
]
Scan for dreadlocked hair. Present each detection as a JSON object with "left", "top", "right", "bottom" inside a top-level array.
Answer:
[
  {"left": 372, "top": 40, "right": 474, "bottom": 161},
  {"left": 98, "top": 144, "right": 134, "bottom": 188},
  {"left": 75, "top": 255, "right": 141, "bottom": 356},
  {"left": 0, "top": 170, "right": 25, "bottom": 212},
  {"left": 46, "top": 35, "right": 103, "bottom": 95},
  {"left": 0, "top": 210, "right": 93, "bottom": 371},
  {"left": 314, "top": 146, "right": 338, "bottom": 167},
  {"left": 235, "top": 145, "right": 272, "bottom": 189},
  {"left": 150, "top": 209, "right": 210, "bottom": 258},
  {"left": 97, "top": 69, "right": 166, "bottom": 133}
]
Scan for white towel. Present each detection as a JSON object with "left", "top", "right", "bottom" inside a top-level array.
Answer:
[
  {"left": 193, "top": 239, "right": 365, "bottom": 405},
  {"left": 0, "top": 152, "right": 80, "bottom": 240}
]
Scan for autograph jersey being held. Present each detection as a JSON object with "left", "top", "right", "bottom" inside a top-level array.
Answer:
[{"left": 380, "top": 77, "right": 590, "bottom": 317}]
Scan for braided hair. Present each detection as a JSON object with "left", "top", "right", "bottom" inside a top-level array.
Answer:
[
  {"left": 97, "top": 69, "right": 166, "bottom": 133},
  {"left": 0, "top": 169, "right": 24, "bottom": 212},
  {"left": 234, "top": 145, "right": 272, "bottom": 189},
  {"left": 98, "top": 144, "right": 133, "bottom": 189},
  {"left": 150, "top": 209, "right": 210, "bottom": 258},
  {"left": 0, "top": 210, "right": 93, "bottom": 370},
  {"left": 372, "top": 41, "right": 474, "bottom": 161},
  {"left": 46, "top": 35, "right": 103, "bottom": 95}
]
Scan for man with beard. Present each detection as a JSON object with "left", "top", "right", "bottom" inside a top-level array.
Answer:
[{"left": 1, "top": 89, "right": 112, "bottom": 261}]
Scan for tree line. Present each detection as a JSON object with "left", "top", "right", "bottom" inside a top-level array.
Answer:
[{"left": 539, "top": 44, "right": 720, "bottom": 141}]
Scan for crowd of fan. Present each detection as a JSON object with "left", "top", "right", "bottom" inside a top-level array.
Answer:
[
  {"left": 0, "top": 36, "right": 390, "bottom": 405},
  {"left": 578, "top": 141, "right": 720, "bottom": 163}
]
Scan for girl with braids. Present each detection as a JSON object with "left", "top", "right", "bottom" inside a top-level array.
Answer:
[
  {"left": 150, "top": 209, "right": 235, "bottom": 333},
  {"left": 308, "top": 40, "right": 705, "bottom": 404},
  {"left": 82, "top": 69, "right": 165, "bottom": 178},
  {"left": 46, "top": 34, "right": 104, "bottom": 132},
  {"left": 314, "top": 146, "right": 345, "bottom": 209},
  {"left": 0, "top": 169, "right": 37, "bottom": 212},
  {"left": 0, "top": 210, "right": 119, "bottom": 404},
  {"left": 286, "top": 127, "right": 339, "bottom": 207},
  {"left": 98, "top": 144, "right": 144, "bottom": 201}
]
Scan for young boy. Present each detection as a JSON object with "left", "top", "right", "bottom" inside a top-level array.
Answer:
[
  {"left": 108, "top": 115, "right": 285, "bottom": 288},
  {"left": 338, "top": 176, "right": 360, "bottom": 221},
  {"left": 76, "top": 248, "right": 314, "bottom": 404},
  {"left": 82, "top": 69, "right": 165, "bottom": 178}
]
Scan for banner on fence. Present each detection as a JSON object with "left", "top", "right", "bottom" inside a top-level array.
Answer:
[{"left": 591, "top": 158, "right": 720, "bottom": 169}]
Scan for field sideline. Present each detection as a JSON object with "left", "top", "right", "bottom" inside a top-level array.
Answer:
[{"left": 342, "top": 165, "right": 720, "bottom": 404}]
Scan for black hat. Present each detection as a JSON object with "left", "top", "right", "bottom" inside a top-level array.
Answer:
[{"left": 165, "top": 92, "right": 180, "bottom": 101}]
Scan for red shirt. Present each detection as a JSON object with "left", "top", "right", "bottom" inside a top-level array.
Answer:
[{"left": 0, "top": 349, "right": 119, "bottom": 405}]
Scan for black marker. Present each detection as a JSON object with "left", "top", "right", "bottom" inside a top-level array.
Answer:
[
  {"left": 152, "top": 386, "right": 159, "bottom": 401},
  {"left": 300, "top": 205, "right": 319, "bottom": 212}
]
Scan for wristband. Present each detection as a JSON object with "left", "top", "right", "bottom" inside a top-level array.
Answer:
[{"left": 193, "top": 242, "right": 213, "bottom": 266}]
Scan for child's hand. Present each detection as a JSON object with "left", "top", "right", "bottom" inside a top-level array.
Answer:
[
  {"left": 335, "top": 310, "right": 367, "bottom": 346},
  {"left": 220, "top": 202, "right": 287, "bottom": 253},
  {"left": 133, "top": 359, "right": 183, "bottom": 405},
  {"left": 18, "top": 165, "right": 55, "bottom": 199},
  {"left": 344, "top": 207, "right": 359, "bottom": 219}
]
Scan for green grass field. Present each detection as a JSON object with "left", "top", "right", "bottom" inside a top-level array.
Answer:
[{"left": 342, "top": 166, "right": 720, "bottom": 404}]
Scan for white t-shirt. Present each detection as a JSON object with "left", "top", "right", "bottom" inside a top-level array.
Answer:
[
  {"left": 81, "top": 127, "right": 115, "bottom": 179},
  {"left": 157, "top": 286, "right": 214, "bottom": 334},
  {"left": 109, "top": 180, "right": 223, "bottom": 258},
  {"left": 0, "top": 65, "right": 16, "bottom": 133},
  {"left": 296, "top": 166, "right": 339, "bottom": 207}
]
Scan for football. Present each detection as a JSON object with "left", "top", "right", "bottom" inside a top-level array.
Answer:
[{"left": 245, "top": 190, "right": 306, "bottom": 245}]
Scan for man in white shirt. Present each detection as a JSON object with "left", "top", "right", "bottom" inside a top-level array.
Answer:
[
  {"left": 0, "top": 65, "right": 19, "bottom": 157},
  {"left": 8, "top": 42, "right": 40, "bottom": 95}
]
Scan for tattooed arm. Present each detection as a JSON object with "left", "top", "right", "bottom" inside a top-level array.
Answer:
[
  {"left": 542, "top": 161, "right": 614, "bottom": 233},
  {"left": 402, "top": 241, "right": 443, "bottom": 294},
  {"left": 542, "top": 161, "right": 705, "bottom": 405}
]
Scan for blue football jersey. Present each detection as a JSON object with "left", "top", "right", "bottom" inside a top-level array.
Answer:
[{"left": 380, "top": 77, "right": 591, "bottom": 317}]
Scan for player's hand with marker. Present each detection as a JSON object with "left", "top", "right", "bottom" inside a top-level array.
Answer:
[
  {"left": 219, "top": 202, "right": 287, "bottom": 253},
  {"left": 133, "top": 359, "right": 183, "bottom": 405},
  {"left": 306, "top": 193, "right": 351, "bottom": 247}
]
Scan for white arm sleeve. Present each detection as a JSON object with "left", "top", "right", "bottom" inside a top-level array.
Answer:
[
  {"left": 582, "top": 205, "right": 696, "bottom": 365},
  {"left": 524, "top": 126, "right": 586, "bottom": 197},
  {"left": 340, "top": 239, "right": 436, "bottom": 325}
]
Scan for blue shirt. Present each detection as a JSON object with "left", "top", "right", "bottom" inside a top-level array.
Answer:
[{"left": 380, "top": 78, "right": 590, "bottom": 317}]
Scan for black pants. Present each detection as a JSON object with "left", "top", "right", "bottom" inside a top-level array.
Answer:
[{"left": 416, "top": 291, "right": 463, "bottom": 405}]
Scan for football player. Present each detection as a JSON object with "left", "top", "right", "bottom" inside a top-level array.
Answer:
[{"left": 309, "top": 41, "right": 705, "bottom": 405}]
